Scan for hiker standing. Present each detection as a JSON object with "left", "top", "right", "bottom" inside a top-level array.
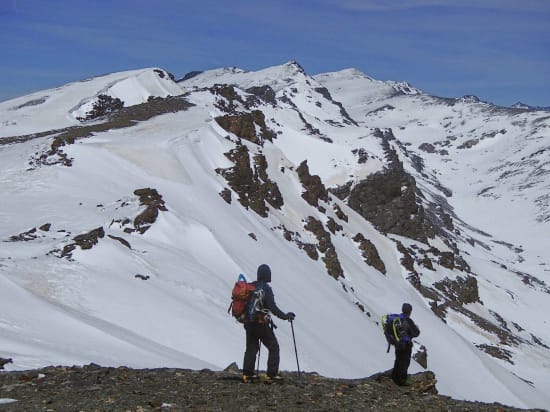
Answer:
[
  {"left": 242, "top": 264, "right": 295, "bottom": 383},
  {"left": 392, "top": 303, "right": 420, "bottom": 386}
]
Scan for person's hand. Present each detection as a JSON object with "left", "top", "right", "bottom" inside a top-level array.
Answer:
[{"left": 285, "top": 312, "right": 295, "bottom": 321}]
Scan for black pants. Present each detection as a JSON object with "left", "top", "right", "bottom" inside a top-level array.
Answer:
[
  {"left": 243, "top": 321, "right": 279, "bottom": 377},
  {"left": 392, "top": 344, "right": 412, "bottom": 385}
]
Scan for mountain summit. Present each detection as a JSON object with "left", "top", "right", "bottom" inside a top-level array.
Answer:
[{"left": 0, "top": 62, "right": 549, "bottom": 409}]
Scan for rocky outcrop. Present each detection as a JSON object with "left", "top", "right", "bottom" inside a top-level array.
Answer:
[
  {"left": 345, "top": 129, "right": 437, "bottom": 243},
  {"left": 215, "top": 110, "right": 276, "bottom": 145},
  {"left": 0, "top": 365, "right": 539, "bottom": 412},
  {"left": 76, "top": 94, "right": 124, "bottom": 121},
  {"left": 434, "top": 275, "right": 480, "bottom": 305},
  {"left": 61, "top": 227, "right": 105, "bottom": 258},
  {"left": 132, "top": 188, "right": 168, "bottom": 234},
  {"left": 216, "top": 145, "right": 283, "bottom": 217},
  {"left": 353, "top": 233, "right": 386, "bottom": 274},
  {"left": 28, "top": 95, "right": 193, "bottom": 168},
  {"left": 245, "top": 85, "right": 277, "bottom": 107},
  {"left": 296, "top": 160, "right": 329, "bottom": 209},
  {"left": 304, "top": 216, "right": 344, "bottom": 279},
  {"left": 313, "top": 86, "right": 358, "bottom": 126}
]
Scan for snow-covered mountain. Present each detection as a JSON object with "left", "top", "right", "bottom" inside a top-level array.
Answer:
[{"left": 1, "top": 62, "right": 549, "bottom": 409}]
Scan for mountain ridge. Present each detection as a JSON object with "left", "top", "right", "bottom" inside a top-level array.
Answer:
[{"left": 0, "top": 61, "right": 549, "bottom": 409}]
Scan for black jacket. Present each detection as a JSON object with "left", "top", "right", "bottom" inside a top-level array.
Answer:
[
  {"left": 252, "top": 280, "right": 287, "bottom": 320},
  {"left": 402, "top": 316, "right": 420, "bottom": 339}
]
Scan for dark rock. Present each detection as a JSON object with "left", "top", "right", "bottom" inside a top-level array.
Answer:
[
  {"left": 419, "top": 143, "right": 436, "bottom": 153},
  {"left": 245, "top": 85, "right": 277, "bottom": 107},
  {"left": 413, "top": 345, "right": 428, "bottom": 369},
  {"left": 330, "top": 181, "right": 352, "bottom": 200},
  {"left": 304, "top": 216, "right": 344, "bottom": 279},
  {"left": 296, "top": 160, "right": 329, "bottom": 208},
  {"left": 353, "top": 233, "right": 386, "bottom": 274},
  {"left": 297, "top": 242, "right": 319, "bottom": 261},
  {"left": 333, "top": 203, "right": 348, "bottom": 222},
  {"left": 434, "top": 275, "right": 480, "bottom": 305},
  {"left": 347, "top": 129, "right": 436, "bottom": 243},
  {"left": 351, "top": 148, "right": 370, "bottom": 163},
  {"left": 0, "top": 366, "right": 534, "bottom": 412},
  {"left": 76, "top": 94, "right": 124, "bottom": 122},
  {"left": 7, "top": 227, "right": 38, "bottom": 242},
  {"left": 28, "top": 95, "right": 193, "bottom": 168},
  {"left": 133, "top": 188, "right": 167, "bottom": 234},
  {"left": 313, "top": 87, "right": 358, "bottom": 125},
  {"left": 215, "top": 110, "right": 276, "bottom": 145},
  {"left": 476, "top": 344, "right": 514, "bottom": 364},
  {"left": 326, "top": 217, "right": 343, "bottom": 234},
  {"left": 216, "top": 144, "right": 283, "bottom": 218},
  {"left": 61, "top": 227, "right": 105, "bottom": 257},
  {"left": 39, "top": 223, "right": 52, "bottom": 232},
  {"left": 219, "top": 188, "right": 232, "bottom": 204},
  {"left": 108, "top": 234, "right": 131, "bottom": 249},
  {"left": 179, "top": 70, "right": 203, "bottom": 82}
]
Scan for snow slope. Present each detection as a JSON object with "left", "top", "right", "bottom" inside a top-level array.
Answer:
[{"left": 0, "top": 62, "right": 549, "bottom": 409}]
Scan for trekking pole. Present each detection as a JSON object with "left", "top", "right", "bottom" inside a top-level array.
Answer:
[{"left": 290, "top": 320, "right": 301, "bottom": 378}]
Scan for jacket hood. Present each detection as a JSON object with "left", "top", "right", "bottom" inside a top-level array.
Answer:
[{"left": 257, "top": 264, "right": 271, "bottom": 282}]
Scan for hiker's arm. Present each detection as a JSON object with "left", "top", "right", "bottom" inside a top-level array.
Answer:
[
  {"left": 408, "top": 318, "right": 420, "bottom": 338},
  {"left": 263, "top": 287, "right": 287, "bottom": 319}
]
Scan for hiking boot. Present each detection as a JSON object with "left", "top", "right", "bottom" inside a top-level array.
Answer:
[
  {"left": 242, "top": 374, "right": 258, "bottom": 383},
  {"left": 263, "top": 373, "right": 283, "bottom": 384}
]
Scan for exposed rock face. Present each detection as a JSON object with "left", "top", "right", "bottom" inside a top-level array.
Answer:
[
  {"left": 0, "top": 365, "right": 536, "bottom": 412},
  {"left": 313, "top": 86, "right": 358, "bottom": 126},
  {"left": 215, "top": 110, "right": 276, "bottom": 145},
  {"left": 107, "top": 234, "right": 131, "bottom": 249},
  {"left": 211, "top": 84, "right": 242, "bottom": 113},
  {"left": 434, "top": 275, "right": 480, "bottom": 305},
  {"left": 76, "top": 94, "right": 124, "bottom": 121},
  {"left": 413, "top": 345, "right": 428, "bottom": 369},
  {"left": 296, "top": 160, "right": 329, "bottom": 209},
  {"left": 27, "top": 95, "right": 193, "bottom": 168},
  {"left": 353, "top": 233, "right": 387, "bottom": 274},
  {"left": 347, "top": 129, "right": 437, "bottom": 243},
  {"left": 217, "top": 144, "right": 283, "bottom": 217},
  {"left": 333, "top": 203, "right": 348, "bottom": 222},
  {"left": 245, "top": 85, "right": 277, "bottom": 107},
  {"left": 219, "top": 188, "right": 232, "bottom": 204},
  {"left": 7, "top": 227, "right": 40, "bottom": 242},
  {"left": 304, "top": 216, "right": 344, "bottom": 279},
  {"left": 132, "top": 188, "right": 168, "bottom": 234},
  {"left": 61, "top": 227, "right": 105, "bottom": 257}
]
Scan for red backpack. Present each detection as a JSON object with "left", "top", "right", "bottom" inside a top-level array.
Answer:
[{"left": 228, "top": 274, "right": 256, "bottom": 323}]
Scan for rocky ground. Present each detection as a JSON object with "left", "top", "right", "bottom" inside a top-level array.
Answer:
[{"left": 0, "top": 364, "right": 545, "bottom": 412}]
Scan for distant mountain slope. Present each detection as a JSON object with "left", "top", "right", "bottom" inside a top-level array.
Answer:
[{"left": 0, "top": 62, "right": 549, "bottom": 409}]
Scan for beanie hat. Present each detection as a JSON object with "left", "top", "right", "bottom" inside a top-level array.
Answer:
[
  {"left": 402, "top": 303, "right": 412, "bottom": 315},
  {"left": 257, "top": 264, "right": 271, "bottom": 283}
]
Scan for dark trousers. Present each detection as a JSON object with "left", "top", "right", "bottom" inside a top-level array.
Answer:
[
  {"left": 243, "top": 322, "right": 280, "bottom": 377},
  {"left": 392, "top": 344, "right": 412, "bottom": 385}
]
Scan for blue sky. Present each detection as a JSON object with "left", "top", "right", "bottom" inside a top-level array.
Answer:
[{"left": 1, "top": 0, "right": 549, "bottom": 106}]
